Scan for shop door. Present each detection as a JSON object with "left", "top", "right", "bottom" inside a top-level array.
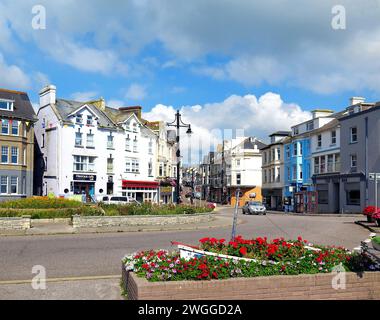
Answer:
[
  {"left": 295, "top": 192, "right": 305, "bottom": 213},
  {"left": 136, "top": 192, "right": 143, "bottom": 203}
]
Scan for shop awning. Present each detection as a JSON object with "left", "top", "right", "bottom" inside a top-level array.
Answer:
[{"left": 122, "top": 180, "right": 159, "bottom": 189}]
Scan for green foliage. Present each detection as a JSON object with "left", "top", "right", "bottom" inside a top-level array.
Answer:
[
  {"left": 372, "top": 236, "right": 380, "bottom": 245},
  {"left": 100, "top": 202, "right": 213, "bottom": 216},
  {"left": 0, "top": 206, "right": 103, "bottom": 219},
  {"left": 0, "top": 196, "right": 82, "bottom": 209}
]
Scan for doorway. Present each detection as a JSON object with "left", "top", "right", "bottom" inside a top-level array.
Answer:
[{"left": 74, "top": 182, "right": 95, "bottom": 202}]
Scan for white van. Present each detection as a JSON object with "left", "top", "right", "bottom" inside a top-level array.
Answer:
[{"left": 97, "top": 195, "right": 141, "bottom": 205}]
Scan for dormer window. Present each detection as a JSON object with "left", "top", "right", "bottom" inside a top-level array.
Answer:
[
  {"left": 0, "top": 100, "right": 14, "bottom": 111},
  {"left": 86, "top": 115, "right": 93, "bottom": 125},
  {"left": 75, "top": 114, "right": 82, "bottom": 124},
  {"left": 306, "top": 121, "right": 314, "bottom": 131},
  {"left": 133, "top": 122, "right": 138, "bottom": 132},
  {"left": 125, "top": 121, "right": 131, "bottom": 131}
]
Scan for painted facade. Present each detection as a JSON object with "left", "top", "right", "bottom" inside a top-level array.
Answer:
[
  {"left": 35, "top": 85, "right": 159, "bottom": 203},
  {"left": 0, "top": 89, "right": 37, "bottom": 201},
  {"left": 261, "top": 131, "right": 290, "bottom": 210}
]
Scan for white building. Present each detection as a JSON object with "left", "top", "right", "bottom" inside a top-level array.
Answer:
[
  {"left": 225, "top": 137, "right": 266, "bottom": 206},
  {"left": 35, "top": 85, "right": 159, "bottom": 202}
]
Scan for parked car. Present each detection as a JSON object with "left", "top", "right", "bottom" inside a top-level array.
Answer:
[
  {"left": 97, "top": 195, "right": 141, "bottom": 205},
  {"left": 242, "top": 201, "right": 266, "bottom": 215}
]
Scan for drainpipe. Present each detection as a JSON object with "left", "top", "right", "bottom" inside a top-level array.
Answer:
[{"left": 365, "top": 117, "right": 368, "bottom": 207}]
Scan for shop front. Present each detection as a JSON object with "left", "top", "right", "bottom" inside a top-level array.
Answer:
[
  {"left": 72, "top": 174, "right": 96, "bottom": 202},
  {"left": 262, "top": 188, "right": 283, "bottom": 211},
  {"left": 121, "top": 180, "right": 159, "bottom": 203},
  {"left": 158, "top": 178, "right": 175, "bottom": 204}
]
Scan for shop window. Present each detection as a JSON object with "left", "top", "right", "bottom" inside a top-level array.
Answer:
[
  {"left": 318, "top": 190, "right": 328, "bottom": 204},
  {"left": 347, "top": 189, "right": 360, "bottom": 205}
]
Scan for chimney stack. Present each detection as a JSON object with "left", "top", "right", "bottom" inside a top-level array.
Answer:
[
  {"left": 349, "top": 97, "right": 365, "bottom": 106},
  {"left": 39, "top": 85, "right": 56, "bottom": 107}
]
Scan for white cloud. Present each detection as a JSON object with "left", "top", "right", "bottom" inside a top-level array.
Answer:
[
  {"left": 143, "top": 92, "right": 311, "bottom": 163},
  {"left": 107, "top": 99, "right": 125, "bottom": 108},
  {"left": 125, "top": 83, "right": 147, "bottom": 101},
  {"left": 2, "top": 0, "right": 380, "bottom": 94},
  {"left": 70, "top": 91, "right": 98, "bottom": 102},
  {"left": 0, "top": 53, "right": 31, "bottom": 89}
]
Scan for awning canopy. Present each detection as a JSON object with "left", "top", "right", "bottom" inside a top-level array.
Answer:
[{"left": 122, "top": 180, "right": 159, "bottom": 189}]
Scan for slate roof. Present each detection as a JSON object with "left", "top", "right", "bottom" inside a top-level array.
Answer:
[{"left": 0, "top": 88, "right": 37, "bottom": 121}]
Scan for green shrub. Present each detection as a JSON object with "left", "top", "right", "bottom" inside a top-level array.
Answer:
[
  {"left": 0, "top": 196, "right": 83, "bottom": 209},
  {"left": 373, "top": 236, "right": 380, "bottom": 245},
  {"left": 99, "top": 202, "right": 213, "bottom": 216},
  {"left": 0, "top": 206, "right": 103, "bottom": 219}
]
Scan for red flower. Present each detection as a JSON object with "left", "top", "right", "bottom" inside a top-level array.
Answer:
[
  {"left": 297, "top": 236, "right": 302, "bottom": 241},
  {"left": 198, "top": 263, "right": 207, "bottom": 270},
  {"left": 239, "top": 247, "right": 248, "bottom": 256},
  {"left": 199, "top": 237, "right": 210, "bottom": 243},
  {"left": 212, "top": 272, "right": 218, "bottom": 278},
  {"left": 219, "top": 238, "right": 225, "bottom": 244}
]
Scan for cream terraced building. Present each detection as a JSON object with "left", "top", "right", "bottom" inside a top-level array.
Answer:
[{"left": 0, "top": 88, "right": 37, "bottom": 201}]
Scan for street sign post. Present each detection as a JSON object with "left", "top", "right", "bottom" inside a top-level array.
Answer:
[
  {"left": 231, "top": 188, "right": 241, "bottom": 241},
  {"left": 369, "top": 173, "right": 380, "bottom": 209}
]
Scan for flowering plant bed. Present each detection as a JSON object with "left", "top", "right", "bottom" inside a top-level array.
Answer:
[
  {"left": 123, "top": 236, "right": 380, "bottom": 282},
  {"left": 363, "top": 206, "right": 380, "bottom": 225}
]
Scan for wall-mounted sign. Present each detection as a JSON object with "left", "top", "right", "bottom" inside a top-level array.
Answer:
[
  {"left": 160, "top": 186, "right": 173, "bottom": 194},
  {"left": 249, "top": 192, "right": 256, "bottom": 198},
  {"left": 73, "top": 174, "right": 96, "bottom": 181}
]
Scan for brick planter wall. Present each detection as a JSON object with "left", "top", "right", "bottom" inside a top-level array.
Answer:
[
  {"left": 122, "top": 267, "right": 380, "bottom": 300},
  {"left": 0, "top": 216, "right": 31, "bottom": 230},
  {"left": 72, "top": 213, "right": 213, "bottom": 228}
]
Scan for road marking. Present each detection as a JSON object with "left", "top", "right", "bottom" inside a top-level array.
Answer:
[{"left": 0, "top": 275, "right": 120, "bottom": 285}]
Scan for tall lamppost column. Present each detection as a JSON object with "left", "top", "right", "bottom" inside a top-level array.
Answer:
[{"left": 167, "top": 110, "right": 192, "bottom": 204}]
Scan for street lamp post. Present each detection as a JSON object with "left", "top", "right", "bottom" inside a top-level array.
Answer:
[{"left": 167, "top": 110, "right": 192, "bottom": 204}]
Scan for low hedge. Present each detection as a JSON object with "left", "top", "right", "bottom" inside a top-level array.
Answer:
[
  {"left": 0, "top": 206, "right": 103, "bottom": 219},
  {"left": 0, "top": 197, "right": 82, "bottom": 209},
  {"left": 100, "top": 203, "right": 214, "bottom": 216}
]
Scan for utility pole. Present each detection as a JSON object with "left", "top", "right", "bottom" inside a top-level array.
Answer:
[
  {"left": 167, "top": 110, "right": 192, "bottom": 204},
  {"left": 221, "top": 139, "right": 225, "bottom": 204},
  {"left": 231, "top": 188, "right": 241, "bottom": 241}
]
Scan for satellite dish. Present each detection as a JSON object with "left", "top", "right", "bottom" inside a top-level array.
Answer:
[{"left": 249, "top": 193, "right": 256, "bottom": 198}]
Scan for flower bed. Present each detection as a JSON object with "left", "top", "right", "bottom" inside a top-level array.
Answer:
[
  {"left": 363, "top": 206, "right": 380, "bottom": 225},
  {"left": 100, "top": 203, "right": 214, "bottom": 216},
  {"left": 123, "top": 236, "right": 380, "bottom": 282}
]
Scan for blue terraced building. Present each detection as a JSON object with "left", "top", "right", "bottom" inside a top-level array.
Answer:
[{"left": 283, "top": 110, "right": 338, "bottom": 213}]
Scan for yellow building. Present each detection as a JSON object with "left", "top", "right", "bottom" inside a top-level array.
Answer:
[{"left": 0, "top": 88, "right": 37, "bottom": 200}]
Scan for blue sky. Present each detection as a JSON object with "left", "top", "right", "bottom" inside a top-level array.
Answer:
[{"left": 1, "top": 0, "right": 380, "bottom": 150}]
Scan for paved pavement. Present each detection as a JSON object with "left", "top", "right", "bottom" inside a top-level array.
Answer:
[{"left": 0, "top": 207, "right": 372, "bottom": 299}]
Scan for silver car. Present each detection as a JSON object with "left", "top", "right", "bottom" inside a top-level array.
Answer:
[{"left": 242, "top": 201, "right": 266, "bottom": 215}]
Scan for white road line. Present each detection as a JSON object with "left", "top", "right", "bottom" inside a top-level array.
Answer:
[{"left": 0, "top": 275, "right": 120, "bottom": 285}]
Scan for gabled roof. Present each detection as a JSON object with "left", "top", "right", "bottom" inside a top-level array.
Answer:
[
  {"left": 0, "top": 88, "right": 37, "bottom": 121},
  {"left": 54, "top": 99, "right": 117, "bottom": 129}
]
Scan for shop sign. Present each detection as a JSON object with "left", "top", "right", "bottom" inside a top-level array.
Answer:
[
  {"left": 73, "top": 174, "right": 96, "bottom": 181},
  {"left": 160, "top": 186, "right": 173, "bottom": 194}
]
